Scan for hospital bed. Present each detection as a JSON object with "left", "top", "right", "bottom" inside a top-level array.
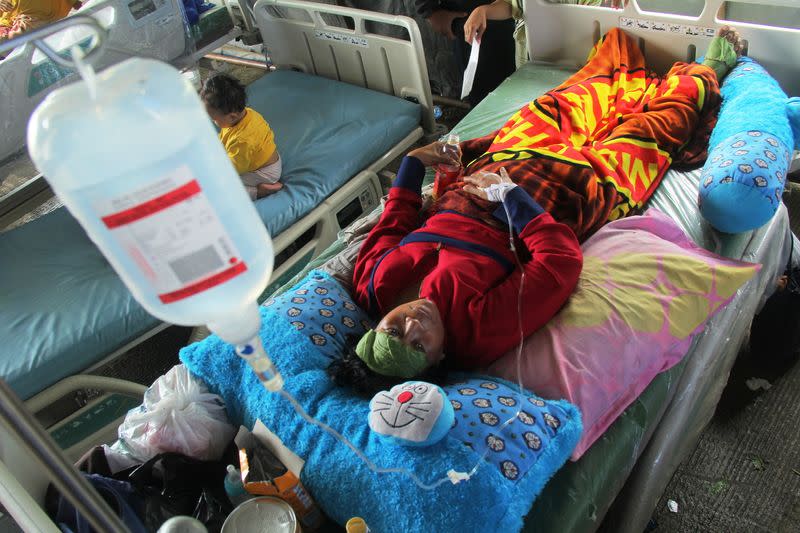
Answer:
[
  {"left": 175, "top": 1, "right": 797, "bottom": 532},
  {"left": 0, "top": 1, "right": 433, "bottom": 519},
  {"left": 0, "top": 0, "right": 240, "bottom": 167},
  {"left": 0, "top": 0, "right": 795, "bottom": 531}
]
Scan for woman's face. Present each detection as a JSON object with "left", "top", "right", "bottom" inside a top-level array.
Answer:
[{"left": 377, "top": 298, "right": 445, "bottom": 366}]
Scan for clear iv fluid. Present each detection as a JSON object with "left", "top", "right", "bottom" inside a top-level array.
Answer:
[{"left": 27, "top": 57, "right": 274, "bottom": 344}]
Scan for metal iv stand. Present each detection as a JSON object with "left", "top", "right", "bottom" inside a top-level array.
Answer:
[{"left": 0, "top": 17, "right": 128, "bottom": 533}]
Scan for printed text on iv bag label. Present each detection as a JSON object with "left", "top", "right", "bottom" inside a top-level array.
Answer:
[{"left": 95, "top": 165, "right": 247, "bottom": 303}]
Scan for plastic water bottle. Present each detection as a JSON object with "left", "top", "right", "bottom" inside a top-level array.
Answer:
[
  {"left": 435, "top": 132, "right": 461, "bottom": 183},
  {"left": 27, "top": 56, "right": 282, "bottom": 390},
  {"left": 157, "top": 516, "right": 208, "bottom": 533},
  {"left": 224, "top": 465, "right": 253, "bottom": 507}
]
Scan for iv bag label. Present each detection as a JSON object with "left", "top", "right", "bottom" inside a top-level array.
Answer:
[{"left": 96, "top": 166, "right": 246, "bottom": 303}]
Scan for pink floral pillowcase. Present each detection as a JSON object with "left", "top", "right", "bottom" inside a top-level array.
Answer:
[{"left": 488, "top": 210, "right": 760, "bottom": 460}]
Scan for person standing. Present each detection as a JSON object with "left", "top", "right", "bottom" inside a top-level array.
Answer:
[{"left": 415, "top": 1, "right": 515, "bottom": 105}]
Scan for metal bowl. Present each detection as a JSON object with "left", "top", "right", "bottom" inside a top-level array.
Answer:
[{"left": 221, "top": 496, "right": 299, "bottom": 533}]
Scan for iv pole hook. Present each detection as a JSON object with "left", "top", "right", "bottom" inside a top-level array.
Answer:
[{"left": 0, "top": 14, "right": 107, "bottom": 68}]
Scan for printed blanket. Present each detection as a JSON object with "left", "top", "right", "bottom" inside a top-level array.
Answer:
[{"left": 431, "top": 28, "right": 721, "bottom": 241}]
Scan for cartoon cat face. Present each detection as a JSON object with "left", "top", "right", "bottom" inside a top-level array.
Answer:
[{"left": 369, "top": 382, "right": 446, "bottom": 444}]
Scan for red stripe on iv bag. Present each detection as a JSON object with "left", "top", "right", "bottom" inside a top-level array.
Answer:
[
  {"left": 101, "top": 180, "right": 202, "bottom": 228},
  {"left": 158, "top": 261, "right": 248, "bottom": 303}
]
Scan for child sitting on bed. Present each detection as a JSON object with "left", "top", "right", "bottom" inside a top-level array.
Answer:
[{"left": 201, "top": 73, "right": 283, "bottom": 199}]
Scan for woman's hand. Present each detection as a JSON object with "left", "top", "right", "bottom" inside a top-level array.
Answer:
[
  {"left": 463, "top": 167, "right": 514, "bottom": 200},
  {"left": 0, "top": 0, "right": 13, "bottom": 12},
  {"left": 408, "top": 141, "right": 462, "bottom": 168},
  {"left": 463, "top": 5, "right": 488, "bottom": 44}
]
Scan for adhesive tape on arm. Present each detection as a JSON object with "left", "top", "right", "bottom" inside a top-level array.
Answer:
[{"left": 482, "top": 182, "right": 517, "bottom": 203}]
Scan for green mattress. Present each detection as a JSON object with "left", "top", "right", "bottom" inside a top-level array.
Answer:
[{"left": 270, "top": 62, "right": 790, "bottom": 532}]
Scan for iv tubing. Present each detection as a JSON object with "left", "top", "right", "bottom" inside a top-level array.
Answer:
[
  {"left": 460, "top": 187, "right": 528, "bottom": 481},
  {"left": 277, "top": 390, "right": 454, "bottom": 491}
]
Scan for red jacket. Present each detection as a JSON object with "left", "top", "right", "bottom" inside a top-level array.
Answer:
[{"left": 353, "top": 157, "right": 583, "bottom": 369}]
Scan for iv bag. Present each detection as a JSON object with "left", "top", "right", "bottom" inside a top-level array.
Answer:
[{"left": 27, "top": 58, "right": 274, "bottom": 331}]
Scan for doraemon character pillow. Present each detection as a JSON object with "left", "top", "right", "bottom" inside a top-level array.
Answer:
[
  {"left": 699, "top": 58, "right": 800, "bottom": 234},
  {"left": 369, "top": 382, "right": 454, "bottom": 447}
]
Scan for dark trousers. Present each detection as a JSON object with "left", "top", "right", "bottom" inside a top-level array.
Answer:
[{"left": 452, "top": 17, "right": 516, "bottom": 105}]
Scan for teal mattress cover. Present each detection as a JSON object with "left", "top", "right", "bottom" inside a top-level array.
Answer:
[
  {"left": 250, "top": 70, "right": 421, "bottom": 236},
  {"left": 0, "top": 70, "right": 420, "bottom": 400},
  {"left": 268, "top": 61, "right": 787, "bottom": 531},
  {"left": 0, "top": 208, "right": 158, "bottom": 401}
]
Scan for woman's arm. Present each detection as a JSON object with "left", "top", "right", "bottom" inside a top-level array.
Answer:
[
  {"left": 352, "top": 143, "right": 461, "bottom": 305},
  {"left": 461, "top": 170, "right": 583, "bottom": 364},
  {"left": 463, "top": 1, "right": 513, "bottom": 44}
]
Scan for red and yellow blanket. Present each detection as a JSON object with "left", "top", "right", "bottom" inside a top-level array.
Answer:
[{"left": 431, "top": 28, "right": 721, "bottom": 241}]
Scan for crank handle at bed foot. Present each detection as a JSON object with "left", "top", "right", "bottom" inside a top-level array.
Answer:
[{"left": 236, "top": 342, "right": 284, "bottom": 392}]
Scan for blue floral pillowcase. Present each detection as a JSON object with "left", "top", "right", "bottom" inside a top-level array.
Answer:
[
  {"left": 263, "top": 270, "right": 373, "bottom": 360},
  {"left": 444, "top": 377, "right": 581, "bottom": 483}
]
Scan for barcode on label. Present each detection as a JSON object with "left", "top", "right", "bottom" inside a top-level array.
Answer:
[{"left": 169, "top": 245, "right": 224, "bottom": 284}]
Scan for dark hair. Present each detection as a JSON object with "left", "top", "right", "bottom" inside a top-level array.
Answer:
[
  {"left": 326, "top": 337, "right": 449, "bottom": 397},
  {"left": 200, "top": 73, "right": 246, "bottom": 115}
]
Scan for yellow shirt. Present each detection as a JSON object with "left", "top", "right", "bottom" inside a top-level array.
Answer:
[
  {"left": 218, "top": 107, "right": 277, "bottom": 175},
  {"left": 1, "top": 0, "right": 76, "bottom": 27}
]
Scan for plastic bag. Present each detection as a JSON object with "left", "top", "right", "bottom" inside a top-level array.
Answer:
[
  {"left": 127, "top": 453, "right": 234, "bottom": 532},
  {"left": 118, "top": 364, "right": 236, "bottom": 462}
]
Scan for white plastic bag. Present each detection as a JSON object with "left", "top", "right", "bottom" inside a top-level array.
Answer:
[{"left": 118, "top": 364, "right": 236, "bottom": 462}]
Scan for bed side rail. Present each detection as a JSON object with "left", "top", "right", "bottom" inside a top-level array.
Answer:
[
  {"left": 0, "top": 0, "right": 187, "bottom": 164},
  {"left": 251, "top": 0, "right": 435, "bottom": 133},
  {"left": 525, "top": 0, "right": 800, "bottom": 96}
]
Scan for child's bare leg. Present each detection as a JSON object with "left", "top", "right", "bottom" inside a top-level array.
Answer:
[
  {"left": 702, "top": 25, "right": 744, "bottom": 81},
  {"left": 256, "top": 182, "right": 283, "bottom": 198}
]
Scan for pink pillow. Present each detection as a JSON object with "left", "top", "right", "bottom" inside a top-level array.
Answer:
[{"left": 487, "top": 210, "right": 760, "bottom": 460}]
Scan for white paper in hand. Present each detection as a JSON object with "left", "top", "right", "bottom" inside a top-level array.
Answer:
[{"left": 461, "top": 37, "right": 481, "bottom": 100}]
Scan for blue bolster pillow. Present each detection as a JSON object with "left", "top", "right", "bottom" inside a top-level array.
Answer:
[{"left": 699, "top": 58, "right": 799, "bottom": 234}]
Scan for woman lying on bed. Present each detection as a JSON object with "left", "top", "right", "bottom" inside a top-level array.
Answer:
[{"left": 329, "top": 26, "right": 743, "bottom": 394}]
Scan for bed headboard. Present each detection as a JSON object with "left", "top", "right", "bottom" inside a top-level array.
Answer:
[
  {"left": 252, "top": 0, "right": 435, "bottom": 133},
  {"left": 525, "top": 0, "right": 800, "bottom": 97}
]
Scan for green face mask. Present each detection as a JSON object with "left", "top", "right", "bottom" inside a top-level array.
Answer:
[{"left": 355, "top": 330, "right": 429, "bottom": 378}]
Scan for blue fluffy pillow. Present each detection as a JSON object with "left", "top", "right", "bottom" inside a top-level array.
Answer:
[
  {"left": 181, "top": 338, "right": 584, "bottom": 533},
  {"left": 180, "top": 270, "right": 584, "bottom": 532},
  {"left": 699, "top": 58, "right": 798, "bottom": 234},
  {"left": 178, "top": 270, "right": 371, "bottom": 398}
]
